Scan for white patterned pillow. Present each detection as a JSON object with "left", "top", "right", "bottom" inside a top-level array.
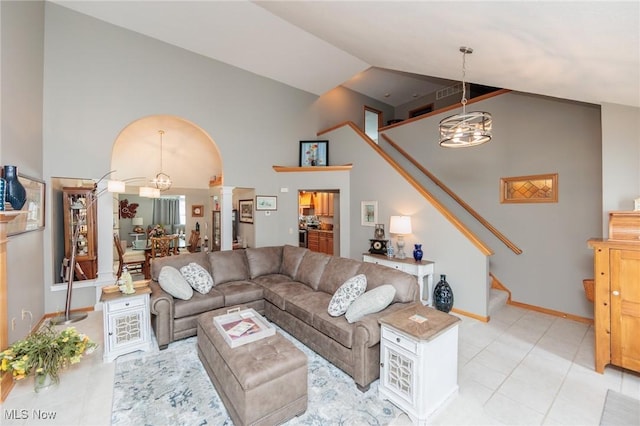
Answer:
[
  {"left": 158, "top": 266, "right": 193, "bottom": 300},
  {"left": 180, "top": 262, "right": 214, "bottom": 294},
  {"left": 345, "top": 285, "right": 396, "bottom": 323},
  {"left": 328, "top": 274, "right": 367, "bottom": 317}
]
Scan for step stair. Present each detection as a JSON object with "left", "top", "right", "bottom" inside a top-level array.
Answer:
[{"left": 489, "top": 288, "right": 509, "bottom": 316}]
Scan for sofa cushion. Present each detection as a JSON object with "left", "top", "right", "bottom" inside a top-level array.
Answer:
[
  {"left": 209, "top": 250, "right": 250, "bottom": 285},
  {"left": 257, "top": 280, "right": 314, "bottom": 310},
  {"left": 345, "top": 285, "right": 396, "bottom": 323},
  {"left": 294, "top": 251, "right": 331, "bottom": 290},
  {"left": 158, "top": 266, "right": 193, "bottom": 300},
  {"left": 286, "top": 291, "right": 332, "bottom": 325},
  {"left": 174, "top": 288, "right": 224, "bottom": 319},
  {"left": 151, "top": 251, "right": 211, "bottom": 281},
  {"left": 180, "top": 262, "right": 214, "bottom": 294},
  {"left": 280, "top": 245, "right": 308, "bottom": 278},
  {"left": 215, "top": 281, "right": 264, "bottom": 306},
  {"left": 328, "top": 274, "right": 367, "bottom": 316},
  {"left": 245, "top": 246, "right": 283, "bottom": 278},
  {"left": 357, "top": 263, "right": 418, "bottom": 303},
  {"left": 317, "top": 257, "right": 362, "bottom": 295}
]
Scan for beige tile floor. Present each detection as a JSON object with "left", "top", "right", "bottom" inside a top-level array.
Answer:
[{"left": 1, "top": 304, "right": 639, "bottom": 425}]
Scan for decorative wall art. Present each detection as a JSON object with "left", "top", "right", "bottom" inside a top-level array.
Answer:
[
  {"left": 255, "top": 196, "right": 277, "bottom": 211},
  {"left": 119, "top": 199, "right": 139, "bottom": 219},
  {"left": 239, "top": 199, "right": 254, "bottom": 224},
  {"left": 6, "top": 174, "right": 45, "bottom": 236},
  {"left": 192, "top": 205, "right": 204, "bottom": 217},
  {"left": 500, "top": 173, "right": 558, "bottom": 204},
  {"left": 361, "top": 201, "right": 378, "bottom": 227},
  {"left": 299, "top": 140, "right": 329, "bottom": 167}
]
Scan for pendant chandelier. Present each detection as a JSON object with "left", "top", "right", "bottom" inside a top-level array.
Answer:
[
  {"left": 439, "top": 47, "right": 492, "bottom": 148},
  {"left": 151, "top": 129, "right": 172, "bottom": 190}
]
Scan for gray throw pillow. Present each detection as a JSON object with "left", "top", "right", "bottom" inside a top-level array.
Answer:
[
  {"left": 327, "top": 274, "right": 367, "bottom": 317},
  {"left": 345, "top": 285, "right": 396, "bottom": 323},
  {"left": 180, "top": 262, "right": 214, "bottom": 294},
  {"left": 158, "top": 266, "right": 193, "bottom": 300}
]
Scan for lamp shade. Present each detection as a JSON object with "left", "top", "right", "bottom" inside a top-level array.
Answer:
[
  {"left": 389, "top": 216, "right": 412, "bottom": 234},
  {"left": 107, "top": 180, "right": 126, "bottom": 193},
  {"left": 132, "top": 217, "right": 143, "bottom": 226},
  {"left": 139, "top": 186, "right": 160, "bottom": 198}
]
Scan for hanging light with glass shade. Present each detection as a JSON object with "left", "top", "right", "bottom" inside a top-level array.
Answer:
[
  {"left": 439, "top": 47, "right": 492, "bottom": 148},
  {"left": 151, "top": 129, "right": 172, "bottom": 190}
]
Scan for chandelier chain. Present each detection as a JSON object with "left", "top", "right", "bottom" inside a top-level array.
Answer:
[{"left": 460, "top": 50, "right": 468, "bottom": 110}]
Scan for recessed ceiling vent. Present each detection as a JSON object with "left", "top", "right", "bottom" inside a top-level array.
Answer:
[{"left": 436, "top": 83, "right": 464, "bottom": 100}]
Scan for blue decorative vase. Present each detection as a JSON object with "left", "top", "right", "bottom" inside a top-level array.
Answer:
[
  {"left": 413, "top": 244, "right": 423, "bottom": 262},
  {"left": 433, "top": 274, "right": 454, "bottom": 313},
  {"left": 0, "top": 177, "right": 5, "bottom": 211},
  {"left": 3, "top": 165, "right": 26, "bottom": 210}
]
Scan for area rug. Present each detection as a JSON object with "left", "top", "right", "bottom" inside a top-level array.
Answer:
[
  {"left": 112, "top": 327, "right": 401, "bottom": 425},
  {"left": 599, "top": 389, "right": 640, "bottom": 426}
]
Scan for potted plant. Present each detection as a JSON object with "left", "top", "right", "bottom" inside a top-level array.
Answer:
[{"left": 0, "top": 323, "right": 97, "bottom": 392}]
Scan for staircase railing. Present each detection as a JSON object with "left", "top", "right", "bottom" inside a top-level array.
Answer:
[{"left": 381, "top": 134, "right": 522, "bottom": 255}]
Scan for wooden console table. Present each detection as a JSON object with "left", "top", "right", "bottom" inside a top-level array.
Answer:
[{"left": 362, "top": 253, "right": 435, "bottom": 306}]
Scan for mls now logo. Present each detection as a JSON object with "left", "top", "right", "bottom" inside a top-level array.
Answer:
[{"left": 4, "top": 409, "right": 57, "bottom": 420}]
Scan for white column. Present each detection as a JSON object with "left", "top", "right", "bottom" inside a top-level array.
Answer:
[
  {"left": 95, "top": 181, "right": 116, "bottom": 306},
  {"left": 220, "top": 186, "right": 235, "bottom": 251}
]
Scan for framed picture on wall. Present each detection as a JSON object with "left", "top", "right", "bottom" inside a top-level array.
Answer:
[
  {"left": 299, "top": 140, "right": 329, "bottom": 167},
  {"left": 361, "top": 201, "right": 378, "bottom": 227},
  {"left": 192, "top": 205, "right": 204, "bottom": 217},
  {"left": 255, "top": 195, "right": 277, "bottom": 211},
  {"left": 7, "top": 174, "right": 46, "bottom": 236},
  {"left": 239, "top": 199, "right": 254, "bottom": 223}
]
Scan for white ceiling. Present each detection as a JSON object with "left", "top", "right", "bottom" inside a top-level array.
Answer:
[{"left": 54, "top": 1, "right": 639, "bottom": 108}]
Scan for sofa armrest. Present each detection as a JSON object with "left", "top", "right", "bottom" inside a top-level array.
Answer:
[
  {"left": 149, "top": 280, "right": 175, "bottom": 349},
  {"left": 355, "top": 302, "right": 414, "bottom": 347}
]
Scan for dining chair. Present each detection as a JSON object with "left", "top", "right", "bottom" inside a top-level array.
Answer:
[
  {"left": 150, "top": 236, "right": 174, "bottom": 258},
  {"left": 187, "top": 230, "right": 200, "bottom": 253},
  {"left": 114, "top": 233, "right": 145, "bottom": 278}
]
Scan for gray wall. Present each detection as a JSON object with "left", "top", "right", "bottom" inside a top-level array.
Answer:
[
  {"left": 1, "top": 1, "right": 45, "bottom": 341},
  {"left": 383, "top": 92, "right": 602, "bottom": 319}
]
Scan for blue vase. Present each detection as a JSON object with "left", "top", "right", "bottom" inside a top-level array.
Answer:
[
  {"left": 3, "top": 165, "right": 26, "bottom": 210},
  {"left": 433, "top": 274, "right": 454, "bottom": 313},
  {"left": 413, "top": 244, "right": 423, "bottom": 262},
  {"left": 0, "top": 177, "right": 5, "bottom": 211}
]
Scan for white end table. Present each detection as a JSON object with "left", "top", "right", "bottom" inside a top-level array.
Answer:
[
  {"left": 379, "top": 303, "right": 461, "bottom": 425},
  {"left": 100, "top": 286, "right": 152, "bottom": 362},
  {"left": 362, "top": 253, "right": 435, "bottom": 305}
]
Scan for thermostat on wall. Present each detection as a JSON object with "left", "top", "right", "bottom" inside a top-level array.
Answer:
[{"left": 634, "top": 198, "right": 640, "bottom": 211}]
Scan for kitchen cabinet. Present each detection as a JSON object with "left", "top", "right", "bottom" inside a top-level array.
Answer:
[
  {"left": 588, "top": 238, "right": 640, "bottom": 374},
  {"left": 314, "top": 193, "right": 334, "bottom": 217},
  {"left": 307, "top": 229, "right": 333, "bottom": 255},
  {"left": 63, "top": 187, "right": 97, "bottom": 280}
]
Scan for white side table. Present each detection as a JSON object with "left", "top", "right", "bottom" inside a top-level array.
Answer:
[
  {"left": 362, "top": 253, "right": 435, "bottom": 305},
  {"left": 379, "top": 304, "right": 460, "bottom": 425},
  {"left": 100, "top": 287, "right": 152, "bottom": 362}
]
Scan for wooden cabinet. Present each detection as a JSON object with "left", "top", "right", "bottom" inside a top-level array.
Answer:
[
  {"left": 63, "top": 187, "right": 97, "bottom": 280},
  {"left": 307, "top": 230, "right": 332, "bottom": 255},
  {"left": 588, "top": 238, "right": 640, "bottom": 374},
  {"left": 314, "top": 192, "right": 334, "bottom": 217}
]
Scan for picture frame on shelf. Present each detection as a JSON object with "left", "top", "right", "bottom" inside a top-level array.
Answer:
[
  {"left": 299, "top": 140, "right": 329, "bottom": 167},
  {"left": 255, "top": 195, "right": 277, "bottom": 211},
  {"left": 239, "top": 199, "right": 254, "bottom": 224},
  {"left": 7, "top": 174, "right": 46, "bottom": 236},
  {"left": 361, "top": 201, "right": 378, "bottom": 227},
  {"left": 192, "top": 205, "right": 204, "bottom": 217}
]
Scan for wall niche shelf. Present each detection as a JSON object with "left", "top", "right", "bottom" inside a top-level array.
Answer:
[{"left": 272, "top": 164, "right": 352, "bottom": 173}]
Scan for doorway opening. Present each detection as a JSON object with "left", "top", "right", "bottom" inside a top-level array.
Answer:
[{"left": 298, "top": 190, "right": 340, "bottom": 256}]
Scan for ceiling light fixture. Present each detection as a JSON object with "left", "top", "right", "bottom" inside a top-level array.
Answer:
[
  {"left": 151, "top": 129, "right": 172, "bottom": 190},
  {"left": 439, "top": 47, "right": 492, "bottom": 148}
]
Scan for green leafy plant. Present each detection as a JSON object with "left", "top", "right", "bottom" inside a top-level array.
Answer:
[{"left": 0, "top": 323, "right": 97, "bottom": 384}]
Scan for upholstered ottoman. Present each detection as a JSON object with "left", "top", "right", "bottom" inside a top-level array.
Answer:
[{"left": 197, "top": 307, "right": 308, "bottom": 426}]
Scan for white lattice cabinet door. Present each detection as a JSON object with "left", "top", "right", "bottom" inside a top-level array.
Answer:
[
  {"left": 379, "top": 304, "right": 460, "bottom": 425},
  {"left": 101, "top": 288, "right": 152, "bottom": 362}
]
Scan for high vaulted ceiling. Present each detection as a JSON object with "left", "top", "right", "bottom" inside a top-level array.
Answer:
[{"left": 53, "top": 1, "right": 639, "bottom": 108}]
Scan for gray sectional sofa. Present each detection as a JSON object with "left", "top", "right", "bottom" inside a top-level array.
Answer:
[{"left": 149, "top": 244, "right": 418, "bottom": 390}]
